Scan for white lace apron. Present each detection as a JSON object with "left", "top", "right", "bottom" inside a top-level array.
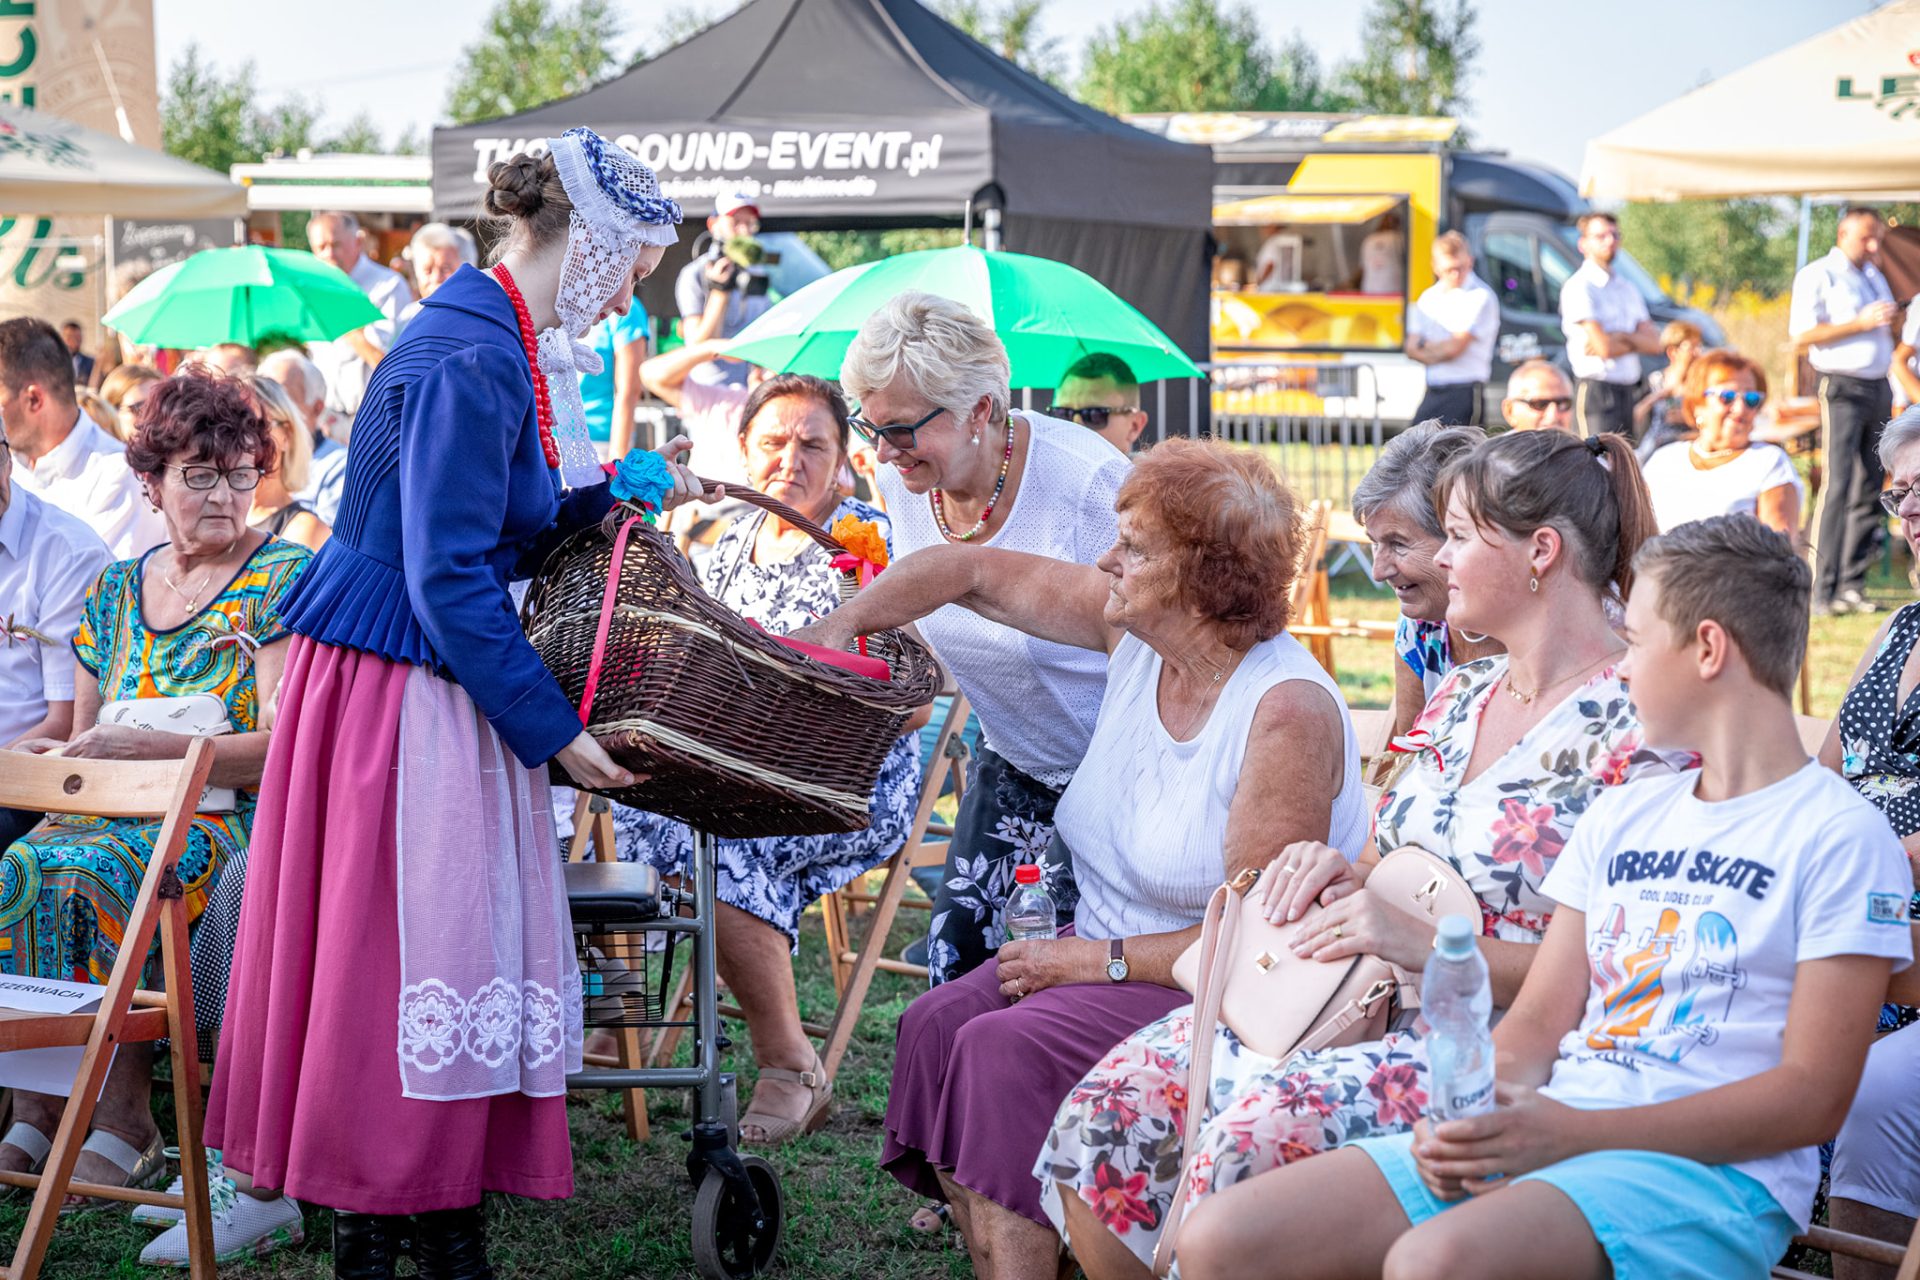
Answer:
[{"left": 394, "top": 667, "right": 583, "bottom": 1101}]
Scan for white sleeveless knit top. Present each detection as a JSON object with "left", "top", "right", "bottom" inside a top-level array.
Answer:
[
  {"left": 1059, "top": 631, "right": 1368, "bottom": 940},
  {"left": 877, "top": 411, "right": 1131, "bottom": 787}
]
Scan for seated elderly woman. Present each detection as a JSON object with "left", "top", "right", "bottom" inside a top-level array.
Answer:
[
  {"left": 1819, "top": 404, "right": 1920, "bottom": 1276},
  {"left": 797, "top": 438, "right": 1369, "bottom": 1280},
  {"left": 1, "top": 374, "right": 308, "bottom": 1202},
  {"left": 1348, "top": 420, "right": 1501, "bottom": 737},
  {"left": 244, "top": 375, "right": 331, "bottom": 550},
  {"left": 1045, "top": 429, "right": 1686, "bottom": 1280},
  {"left": 585, "top": 373, "right": 923, "bottom": 1146},
  {"left": 1641, "top": 348, "right": 1800, "bottom": 538}
]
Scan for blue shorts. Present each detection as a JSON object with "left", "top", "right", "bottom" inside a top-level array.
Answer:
[{"left": 1350, "top": 1132, "right": 1797, "bottom": 1280}]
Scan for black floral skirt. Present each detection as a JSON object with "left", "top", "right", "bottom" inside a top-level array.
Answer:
[{"left": 924, "top": 745, "right": 1076, "bottom": 986}]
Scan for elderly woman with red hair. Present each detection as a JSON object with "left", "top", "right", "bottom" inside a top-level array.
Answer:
[
  {"left": 1640, "top": 348, "right": 1801, "bottom": 540},
  {"left": 798, "top": 438, "right": 1370, "bottom": 1279}
]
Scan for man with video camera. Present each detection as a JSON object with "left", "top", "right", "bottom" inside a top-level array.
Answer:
[{"left": 675, "top": 193, "right": 773, "bottom": 387}]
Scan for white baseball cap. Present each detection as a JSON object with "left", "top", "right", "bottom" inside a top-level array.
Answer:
[{"left": 715, "top": 193, "right": 760, "bottom": 219}]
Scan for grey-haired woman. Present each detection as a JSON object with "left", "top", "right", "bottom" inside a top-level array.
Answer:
[{"left": 1348, "top": 421, "right": 1501, "bottom": 737}]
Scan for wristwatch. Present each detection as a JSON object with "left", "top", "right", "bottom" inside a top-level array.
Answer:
[{"left": 1106, "top": 939, "right": 1130, "bottom": 983}]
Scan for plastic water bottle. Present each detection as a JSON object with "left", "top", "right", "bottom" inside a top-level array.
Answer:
[
  {"left": 1424, "top": 914, "right": 1496, "bottom": 1123},
  {"left": 1003, "top": 864, "right": 1057, "bottom": 943}
]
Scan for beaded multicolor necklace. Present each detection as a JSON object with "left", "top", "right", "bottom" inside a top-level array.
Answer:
[
  {"left": 931, "top": 416, "right": 1015, "bottom": 542},
  {"left": 490, "top": 263, "right": 561, "bottom": 469}
]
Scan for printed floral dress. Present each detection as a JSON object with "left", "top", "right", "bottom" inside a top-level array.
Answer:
[
  {"left": 0, "top": 538, "right": 309, "bottom": 1035},
  {"left": 1036, "top": 657, "right": 1680, "bottom": 1267},
  {"left": 591, "top": 498, "right": 922, "bottom": 947}
]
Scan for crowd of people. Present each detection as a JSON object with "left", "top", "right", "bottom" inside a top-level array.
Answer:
[{"left": 2, "top": 125, "right": 1918, "bottom": 1280}]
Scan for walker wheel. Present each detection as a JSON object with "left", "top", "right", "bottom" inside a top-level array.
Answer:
[{"left": 691, "top": 1155, "right": 784, "bottom": 1279}]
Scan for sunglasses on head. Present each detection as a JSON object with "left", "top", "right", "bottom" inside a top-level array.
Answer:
[
  {"left": 848, "top": 405, "right": 946, "bottom": 451},
  {"left": 1053, "top": 405, "right": 1138, "bottom": 428},
  {"left": 1706, "top": 389, "right": 1766, "bottom": 409}
]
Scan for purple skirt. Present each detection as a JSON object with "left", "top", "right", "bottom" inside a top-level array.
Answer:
[{"left": 881, "top": 940, "right": 1188, "bottom": 1224}]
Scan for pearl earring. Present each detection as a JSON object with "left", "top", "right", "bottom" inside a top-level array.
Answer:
[{"left": 971, "top": 432, "right": 980, "bottom": 445}]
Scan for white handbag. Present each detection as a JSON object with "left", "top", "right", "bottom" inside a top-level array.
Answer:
[{"left": 94, "top": 695, "right": 237, "bottom": 813}]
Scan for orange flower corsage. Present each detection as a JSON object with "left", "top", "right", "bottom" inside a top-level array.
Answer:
[{"left": 829, "top": 515, "right": 890, "bottom": 571}]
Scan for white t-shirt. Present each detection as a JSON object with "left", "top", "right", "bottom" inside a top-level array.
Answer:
[
  {"left": 1642, "top": 441, "right": 1803, "bottom": 533},
  {"left": 876, "top": 411, "right": 1129, "bottom": 788},
  {"left": 1790, "top": 247, "right": 1895, "bottom": 379},
  {"left": 1060, "top": 632, "right": 1367, "bottom": 939},
  {"left": 1409, "top": 276, "right": 1500, "bottom": 385},
  {"left": 1560, "top": 260, "right": 1651, "bottom": 385},
  {"left": 678, "top": 379, "right": 751, "bottom": 486},
  {"left": 1539, "top": 764, "right": 1914, "bottom": 1229},
  {"left": 309, "top": 253, "right": 411, "bottom": 418}
]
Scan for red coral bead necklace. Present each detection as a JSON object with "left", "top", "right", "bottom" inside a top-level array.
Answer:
[{"left": 490, "top": 263, "right": 561, "bottom": 469}]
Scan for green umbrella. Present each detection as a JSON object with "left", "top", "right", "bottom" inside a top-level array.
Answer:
[
  {"left": 102, "top": 245, "right": 384, "bottom": 348},
  {"left": 724, "top": 244, "right": 1202, "bottom": 388}
]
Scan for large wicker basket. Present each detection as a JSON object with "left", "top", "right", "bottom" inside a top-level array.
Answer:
[{"left": 521, "top": 484, "right": 940, "bottom": 839}]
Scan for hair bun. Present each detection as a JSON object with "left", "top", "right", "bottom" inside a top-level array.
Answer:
[{"left": 484, "top": 155, "right": 548, "bottom": 219}]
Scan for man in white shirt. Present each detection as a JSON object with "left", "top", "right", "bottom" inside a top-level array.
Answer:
[
  {"left": 305, "top": 210, "right": 410, "bottom": 425},
  {"left": 262, "top": 349, "right": 350, "bottom": 528},
  {"left": 1406, "top": 231, "right": 1501, "bottom": 426},
  {"left": 0, "top": 317, "right": 166, "bottom": 558},
  {"left": 1894, "top": 293, "right": 1920, "bottom": 410},
  {"left": 1559, "top": 212, "right": 1661, "bottom": 438},
  {"left": 1791, "top": 206, "right": 1898, "bottom": 616},
  {"left": 0, "top": 412, "right": 113, "bottom": 844}
]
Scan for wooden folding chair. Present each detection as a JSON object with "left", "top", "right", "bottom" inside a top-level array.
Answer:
[
  {"left": 1287, "top": 500, "right": 1336, "bottom": 675},
  {"left": 566, "top": 792, "right": 651, "bottom": 1143},
  {"left": 0, "top": 741, "right": 218, "bottom": 1279},
  {"left": 1795, "top": 714, "right": 1832, "bottom": 758},
  {"left": 1772, "top": 1220, "right": 1920, "bottom": 1280}
]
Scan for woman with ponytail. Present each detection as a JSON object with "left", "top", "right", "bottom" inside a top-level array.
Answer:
[{"left": 1043, "top": 429, "right": 1687, "bottom": 1280}]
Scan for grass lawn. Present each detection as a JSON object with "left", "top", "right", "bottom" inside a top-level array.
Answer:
[{"left": 6, "top": 534, "right": 1900, "bottom": 1278}]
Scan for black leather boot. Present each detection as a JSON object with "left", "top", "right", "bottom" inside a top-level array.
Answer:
[
  {"left": 332, "top": 1212, "right": 402, "bottom": 1279},
  {"left": 413, "top": 1203, "right": 496, "bottom": 1280}
]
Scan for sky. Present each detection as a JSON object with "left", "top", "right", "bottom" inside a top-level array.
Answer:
[{"left": 154, "top": 0, "right": 1875, "bottom": 182}]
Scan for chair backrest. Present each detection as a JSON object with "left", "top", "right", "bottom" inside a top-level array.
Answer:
[
  {"left": 0, "top": 750, "right": 209, "bottom": 818},
  {"left": 1795, "top": 714, "right": 1831, "bottom": 758},
  {"left": 1350, "top": 707, "right": 1394, "bottom": 769},
  {"left": 1288, "top": 499, "right": 1332, "bottom": 623}
]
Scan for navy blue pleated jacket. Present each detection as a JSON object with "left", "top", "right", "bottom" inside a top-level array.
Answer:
[{"left": 280, "top": 264, "right": 614, "bottom": 766}]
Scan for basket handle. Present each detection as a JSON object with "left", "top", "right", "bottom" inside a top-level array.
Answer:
[{"left": 615, "top": 475, "right": 852, "bottom": 559}]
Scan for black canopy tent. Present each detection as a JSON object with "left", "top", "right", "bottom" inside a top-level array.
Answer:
[{"left": 430, "top": 0, "right": 1214, "bottom": 397}]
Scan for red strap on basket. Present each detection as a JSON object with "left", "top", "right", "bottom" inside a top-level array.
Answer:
[
  {"left": 745, "top": 620, "right": 892, "bottom": 680},
  {"left": 578, "top": 513, "right": 644, "bottom": 726}
]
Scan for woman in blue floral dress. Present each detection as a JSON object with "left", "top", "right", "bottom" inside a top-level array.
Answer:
[
  {"left": 1039, "top": 430, "right": 1685, "bottom": 1279},
  {"left": 590, "top": 374, "right": 921, "bottom": 1145}
]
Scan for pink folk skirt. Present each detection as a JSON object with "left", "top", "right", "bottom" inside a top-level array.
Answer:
[{"left": 205, "top": 637, "right": 573, "bottom": 1214}]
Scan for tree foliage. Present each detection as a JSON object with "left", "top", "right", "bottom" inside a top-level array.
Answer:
[
  {"left": 445, "top": 0, "right": 623, "bottom": 125},
  {"left": 1077, "top": 0, "right": 1348, "bottom": 115},
  {"left": 935, "top": 0, "right": 1066, "bottom": 85},
  {"left": 1340, "top": 0, "right": 1479, "bottom": 123},
  {"left": 160, "top": 44, "right": 400, "bottom": 173}
]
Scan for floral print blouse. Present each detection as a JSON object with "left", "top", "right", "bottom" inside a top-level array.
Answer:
[{"left": 1374, "top": 655, "right": 1681, "bottom": 941}]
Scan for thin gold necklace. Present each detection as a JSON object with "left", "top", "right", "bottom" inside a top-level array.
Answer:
[
  {"left": 1505, "top": 651, "right": 1611, "bottom": 705},
  {"left": 161, "top": 559, "right": 212, "bottom": 613}
]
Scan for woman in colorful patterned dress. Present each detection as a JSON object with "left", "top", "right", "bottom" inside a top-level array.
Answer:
[
  {"left": 1348, "top": 420, "right": 1500, "bottom": 737},
  {"left": 590, "top": 373, "right": 924, "bottom": 1146},
  {"left": 1042, "top": 430, "right": 1683, "bottom": 1280},
  {"left": 0, "top": 374, "right": 309, "bottom": 1206}
]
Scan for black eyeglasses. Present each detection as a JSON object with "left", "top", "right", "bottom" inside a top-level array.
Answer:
[
  {"left": 1517, "top": 397, "right": 1573, "bottom": 412},
  {"left": 167, "top": 463, "right": 262, "bottom": 492},
  {"left": 1706, "top": 389, "right": 1766, "bottom": 409},
  {"left": 848, "top": 405, "right": 946, "bottom": 451},
  {"left": 1052, "top": 405, "right": 1138, "bottom": 428},
  {"left": 1879, "top": 485, "right": 1919, "bottom": 516}
]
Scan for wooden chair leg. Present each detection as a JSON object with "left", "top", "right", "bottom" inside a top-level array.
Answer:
[
  {"left": 821, "top": 888, "right": 854, "bottom": 998},
  {"left": 646, "top": 963, "right": 695, "bottom": 1070},
  {"left": 614, "top": 1024, "right": 650, "bottom": 1144},
  {"left": 819, "top": 848, "right": 918, "bottom": 1082},
  {"left": 161, "top": 895, "right": 216, "bottom": 1280},
  {"left": 1895, "top": 1212, "right": 1920, "bottom": 1280}
]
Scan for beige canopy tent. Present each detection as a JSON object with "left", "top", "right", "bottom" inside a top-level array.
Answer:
[
  {"left": 1580, "top": 0, "right": 1920, "bottom": 202},
  {"left": 0, "top": 101, "right": 245, "bottom": 218}
]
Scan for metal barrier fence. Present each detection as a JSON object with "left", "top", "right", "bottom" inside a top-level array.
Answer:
[{"left": 1149, "top": 360, "right": 1386, "bottom": 509}]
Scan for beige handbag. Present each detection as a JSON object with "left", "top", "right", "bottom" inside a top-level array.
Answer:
[{"left": 1152, "top": 847, "right": 1478, "bottom": 1276}]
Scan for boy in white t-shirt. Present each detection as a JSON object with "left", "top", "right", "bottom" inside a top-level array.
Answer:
[{"left": 1174, "top": 515, "right": 1913, "bottom": 1280}]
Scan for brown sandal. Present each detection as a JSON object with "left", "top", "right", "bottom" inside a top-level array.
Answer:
[{"left": 738, "top": 1056, "right": 832, "bottom": 1147}]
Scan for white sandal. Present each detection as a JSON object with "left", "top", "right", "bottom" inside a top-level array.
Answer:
[
  {"left": 61, "top": 1128, "right": 166, "bottom": 1215},
  {"left": 0, "top": 1121, "right": 51, "bottom": 1195}
]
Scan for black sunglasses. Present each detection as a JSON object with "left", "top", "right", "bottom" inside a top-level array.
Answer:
[
  {"left": 848, "top": 405, "right": 946, "bottom": 451},
  {"left": 1053, "top": 405, "right": 1138, "bottom": 428},
  {"left": 1518, "top": 396, "right": 1573, "bottom": 412}
]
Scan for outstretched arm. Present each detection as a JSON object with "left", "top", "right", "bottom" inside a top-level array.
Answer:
[{"left": 794, "top": 543, "right": 1119, "bottom": 654}]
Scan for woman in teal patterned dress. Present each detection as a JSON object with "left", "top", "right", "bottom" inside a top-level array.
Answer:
[{"left": 0, "top": 374, "right": 307, "bottom": 1205}]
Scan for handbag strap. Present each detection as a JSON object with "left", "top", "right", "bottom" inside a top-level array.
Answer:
[
  {"left": 1152, "top": 882, "right": 1239, "bottom": 1278},
  {"left": 578, "top": 513, "right": 645, "bottom": 727}
]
